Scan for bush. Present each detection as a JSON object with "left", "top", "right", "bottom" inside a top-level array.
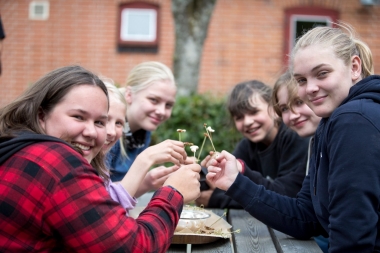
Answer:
[{"left": 151, "top": 93, "right": 242, "bottom": 161}]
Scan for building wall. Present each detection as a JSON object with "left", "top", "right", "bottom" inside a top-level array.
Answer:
[{"left": 0, "top": 0, "right": 379, "bottom": 107}]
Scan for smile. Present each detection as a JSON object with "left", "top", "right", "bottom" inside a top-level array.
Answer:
[
  {"left": 72, "top": 142, "right": 91, "bottom": 151},
  {"left": 246, "top": 126, "right": 259, "bottom": 134},
  {"left": 310, "top": 95, "right": 327, "bottom": 104},
  {"left": 294, "top": 119, "right": 307, "bottom": 127}
]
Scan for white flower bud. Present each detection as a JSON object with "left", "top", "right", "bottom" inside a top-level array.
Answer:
[
  {"left": 206, "top": 126, "right": 215, "bottom": 132},
  {"left": 190, "top": 145, "right": 199, "bottom": 153}
]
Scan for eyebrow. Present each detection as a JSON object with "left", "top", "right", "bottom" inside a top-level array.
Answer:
[{"left": 293, "top": 63, "right": 331, "bottom": 77}]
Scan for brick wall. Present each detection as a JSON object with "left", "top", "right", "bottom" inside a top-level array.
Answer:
[{"left": 0, "top": 0, "right": 379, "bottom": 106}]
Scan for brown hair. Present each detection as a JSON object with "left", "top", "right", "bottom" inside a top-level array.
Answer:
[
  {"left": 0, "top": 65, "right": 110, "bottom": 181},
  {"left": 227, "top": 80, "right": 280, "bottom": 126}
]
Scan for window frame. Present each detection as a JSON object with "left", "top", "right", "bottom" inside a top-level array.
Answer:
[
  {"left": 284, "top": 7, "right": 339, "bottom": 65},
  {"left": 117, "top": 2, "right": 159, "bottom": 48}
]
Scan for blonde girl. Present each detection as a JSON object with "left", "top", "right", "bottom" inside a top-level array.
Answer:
[
  {"left": 107, "top": 61, "right": 177, "bottom": 182},
  {"left": 206, "top": 24, "right": 379, "bottom": 252}
]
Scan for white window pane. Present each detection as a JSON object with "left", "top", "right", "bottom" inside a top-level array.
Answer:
[{"left": 120, "top": 9, "right": 157, "bottom": 42}]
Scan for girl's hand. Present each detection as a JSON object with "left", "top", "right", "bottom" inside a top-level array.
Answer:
[
  {"left": 146, "top": 165, "right": 179, "bottom": 190},
  {"left": 135, "top": 165, "right": 179, "bottom": 198},
  {"left": 206, "top": 150, "right": 240, "bottom": 191},
  {"left": 164, "top": 163, "right": 201, "bottom": 203},
  {"left": 142, "top": 140, "right": 187, "bottom": 166}
]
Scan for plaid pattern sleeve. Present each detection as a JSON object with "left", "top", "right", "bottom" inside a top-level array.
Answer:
[{"left": 0, "top": 142, "right": 183, "bottom": 253}]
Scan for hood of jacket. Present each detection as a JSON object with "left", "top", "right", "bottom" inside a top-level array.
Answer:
[
  {"left": 341, "top": 75, "right": 380, "bottom": 106},
  {"left": 0, "top": 132, "right": 68, "bottom": 165}
]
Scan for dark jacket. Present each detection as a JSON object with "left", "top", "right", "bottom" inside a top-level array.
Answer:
[
  {"left": 226, "top": 75, "right": 380, "bottom": 252},
  {"left": 208, "top": 123, "right": 309, "bottom": 208}
]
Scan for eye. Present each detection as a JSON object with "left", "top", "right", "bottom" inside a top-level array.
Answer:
[
  {"left": 115, "top": 120, "right": 124, "bottom": 127},
  {"left": 234, "top": 115, "right": 243, "bottom": 121},
  {"left": 95, "top": 120, "right": 106, "bottom": 127},
  {"left": 294, "top": 99, "right": 304, "bottom": 106},
  {"left": 165, "top": 103, "right": 174, "bottom": 109},
  {"left": 248, "top": 110, "right": 258, "bottom": 116},
  {"left": 73, "top": 115, "right": 83, "bottom": 120},
  {"left": 280, "top": 106, "right": 289, "bottom": 113},
  {"left": 317, "top": 71, "right": 328, "bottom": 78},
  {"left": 149, "top": 98, "right": 158, "bottom": 104},
  {"left": 296, "top": 78, "right": 307, "bottom": 86}
]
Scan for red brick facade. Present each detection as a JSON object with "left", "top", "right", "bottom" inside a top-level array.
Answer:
[{"left": 0, "top": 0, "right": 379, "bottom": 107}]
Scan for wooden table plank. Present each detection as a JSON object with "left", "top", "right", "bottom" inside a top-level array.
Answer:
[
  {"left": 269, "top": 229, "right": 323, "bottom": 253},
  {"left": 228, "top": 209, "right": 277, "bottom": 253},
  {"left": 167, "top": 209, "right": 234, "bottom": 253}
]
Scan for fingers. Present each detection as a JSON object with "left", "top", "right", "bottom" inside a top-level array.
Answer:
[
  {"left": 183, "top": 157, "right": 197, "bottom": 164},
  {"left": 151, "top": 165, "right": 179, "bottom": 179},
  {"left": 217, "top": 150, "right": 235, "bottom": 162},
  {"left": 207, "top": 165, "right": 221, "bottom": 174},
  {"left": 200, "top": 155, "right": 211, "bottom": 167},
  {"left": 184, "top": 163, "right": 201, "bottom": 174},
  {"left": 206, "top": 172, "right": 216, "bottom": 181}
]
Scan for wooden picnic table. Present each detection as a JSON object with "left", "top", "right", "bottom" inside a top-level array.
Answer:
[{"left": 167, "top": 209, "right": 323, "bottom": 253}]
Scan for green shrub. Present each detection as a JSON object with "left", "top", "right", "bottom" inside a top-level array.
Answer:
[{"left": 151, "top": 93, "right": 242, "bottom": 161}]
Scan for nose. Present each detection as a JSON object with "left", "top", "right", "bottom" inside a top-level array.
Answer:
[
  {"left": 289, "top": 108, "right": 301, "bottom": 121},
  {"left": 243, "top": 115, "right": 254, "bottom": 126},
  {"left": 305, "top": 80, "right": 319, "bottom": 95},
  {"left": 106, "top": 121, "right": 116, "bottom": 139},
  {"left": 155, "top": 103, "right": 165, "bottom": 116},
  {"left": 83, "top": 122, "right": 97, "bottom": 139}
]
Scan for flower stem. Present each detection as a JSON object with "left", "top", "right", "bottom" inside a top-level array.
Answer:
[
  {"left": 204, "top": 125, "right": 217, "bottom": 152},
  {"left": 197, "top": 136, "right": 207, "bottom": 161}
]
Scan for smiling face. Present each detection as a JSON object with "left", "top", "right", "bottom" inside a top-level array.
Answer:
[
  {"left": 39, "top": 85, "right": 108, "bottom": 163},
  {"left": 293, "top": 45, "right": 361, "bottom": 118},
  {"left": 277, "top": 85, "right": 321, "bottom": 137},
  {"left": 125, "top": 80, "right": 176, "bottom": 132},
  {"left": 103, "top": 93, "right": 126, "bottom": 153},
  {"left": 233, "top": 95, "right": 278, "bottom": 146}
]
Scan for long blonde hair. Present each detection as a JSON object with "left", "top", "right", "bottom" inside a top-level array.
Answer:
[{"left": 101, "top": 77, "right": 128, "bottom": 159}]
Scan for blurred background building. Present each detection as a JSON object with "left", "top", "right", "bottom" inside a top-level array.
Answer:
[{"left": 0, "top": 0, "right": 379, "bottom": 106}]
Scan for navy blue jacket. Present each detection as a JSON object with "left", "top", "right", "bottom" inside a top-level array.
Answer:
[
  {"left": 226, "top": 75, "right": 380, "bottom": 252},
  {"left": 208, "top": 123, "right": 309, "bottom": 208}
]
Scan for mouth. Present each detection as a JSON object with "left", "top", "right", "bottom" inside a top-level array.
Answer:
[
  {"left": 246, "top": 126, "right": 259, "bottom": 134},
  {"left": 150, "top": 116, "right": 162, "bottom": 125},
  {"left": 72, "top": 142, "right": 91, "bottom": 151},
  {"left": 309, "top": 95, "right": 327, "bottom": 104},
  {"left": 293, "top": 119, "right": 307, "bottom": 128}
]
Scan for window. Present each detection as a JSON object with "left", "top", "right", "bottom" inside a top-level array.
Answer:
[
  {"left": 118, "top": 2, "right": 159, "bottom": 51},
  {"left": 29, "top": 1, "right": 49, "bottom": 20},
  {"left": 284, "top": 7, "right": 339, "bottom": 64}
]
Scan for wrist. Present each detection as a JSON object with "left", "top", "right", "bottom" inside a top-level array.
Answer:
[
  {"left": 237, "top": 159, "right": 245, "bottom": 174},
  {"left": 166, "top": 185, "right": 184, "bottom": 199},
  {"left": 135, "top": 153, "right": 153, "bottom": 171}
]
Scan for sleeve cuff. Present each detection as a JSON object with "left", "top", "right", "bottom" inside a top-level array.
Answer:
[
  {"left": 166, "top": 185, "right": 184, "bottom": 199},
  {"left": 237, "top": 159, "right": 245, "bottom": 174}
]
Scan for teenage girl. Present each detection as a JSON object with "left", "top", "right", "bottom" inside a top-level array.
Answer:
[
  {"left": 206, "top": 24, "right": 380, "bottom": 251},
  {"left": 107, "top": 61, "right": 177, "bottom": 182},
  {"left": 196, "top": 80, "right": 309, "bottom": 208},
  {"left": 272, "top": 71, "right": 328, "bottom": 253},
  {"left": 102, "top": 79, "right": 189, "bottom": 213},
  {"left": 0, "top": 65, "right": 201, "bottom": 252}
]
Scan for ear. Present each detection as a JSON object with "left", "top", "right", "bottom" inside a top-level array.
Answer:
[
  {"left": 38, "top": 107, "right": 47, "bottom": 130},
  {"left": 351, "top": 55, "right": 362, "bottom": 82},
  {"left": 124, "top": 86, "right": 133, "bottom": 105}
]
